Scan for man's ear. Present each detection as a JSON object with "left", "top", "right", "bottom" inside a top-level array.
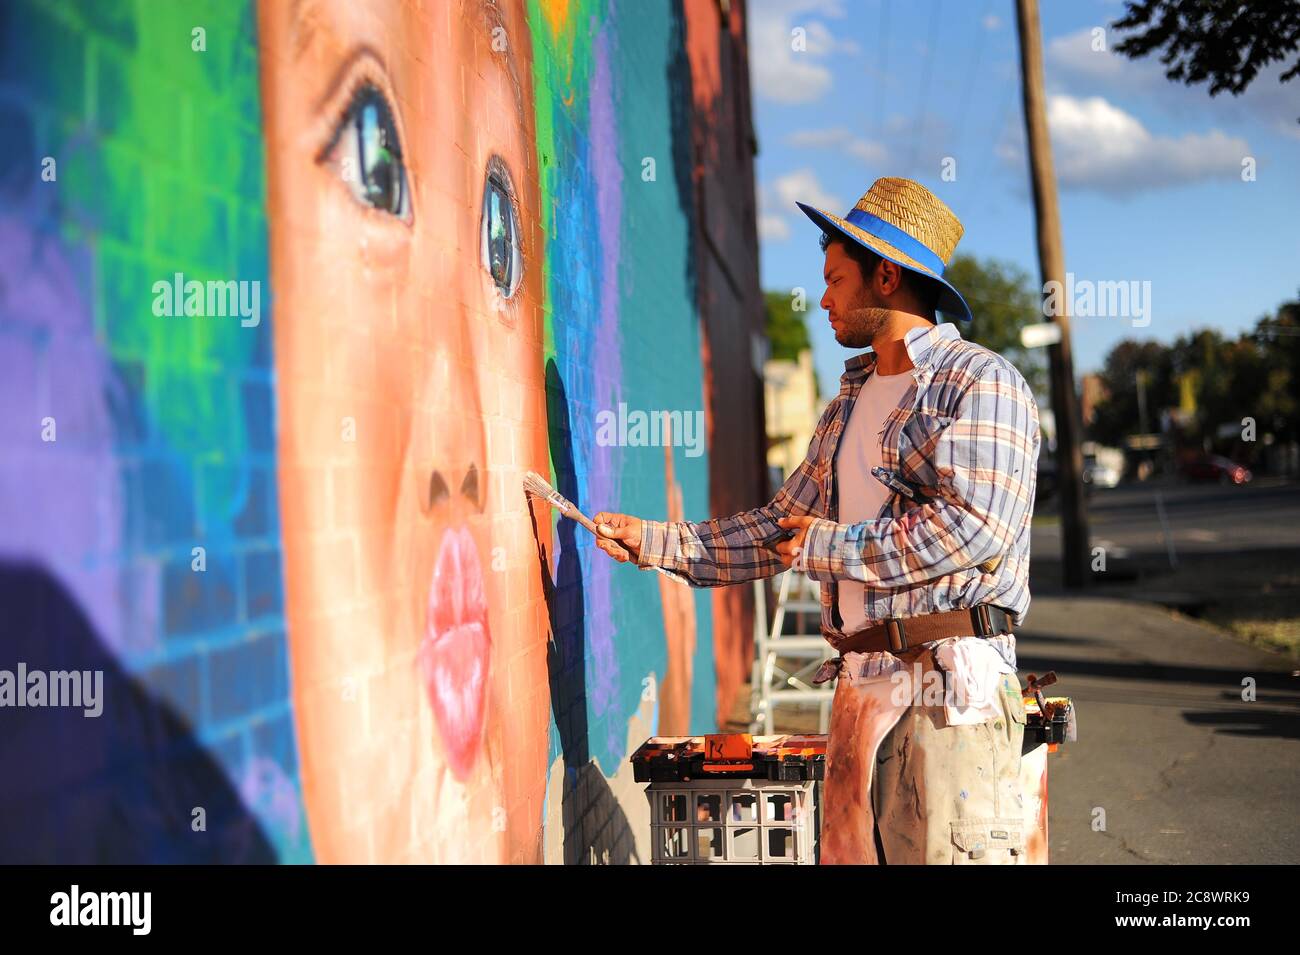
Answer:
[{"left": 877, "top": 258, "right": 903, "bottom": 295}]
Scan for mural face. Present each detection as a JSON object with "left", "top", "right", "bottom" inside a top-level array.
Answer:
[{"left": 259, "top": 0, "right": 551, "bottom": 862}]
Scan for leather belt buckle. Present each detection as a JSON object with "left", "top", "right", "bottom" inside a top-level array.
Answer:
[{"left": 968, "top": 604, "right": 994, "bottom": 637}]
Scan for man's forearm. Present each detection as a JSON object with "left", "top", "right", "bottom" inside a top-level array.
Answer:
[{"left": 635, "top": 509, "right": 791, "bottom": 587}]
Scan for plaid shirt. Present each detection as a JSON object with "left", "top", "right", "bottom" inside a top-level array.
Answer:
[{"left": 636, "top": 322, "right": 1041, "bottom": 651}]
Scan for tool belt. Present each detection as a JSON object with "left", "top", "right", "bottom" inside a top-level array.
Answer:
[{"left": 813, "top": 604, "right": 1017, "bottom": 684}]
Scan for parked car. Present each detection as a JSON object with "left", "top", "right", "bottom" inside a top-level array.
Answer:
[
  {"left": 1080, "top": 442, "right": 1124, "bottom": 489},
  {"left": 1179, "top": 453, "right": 1252, "bottom": 484},
  {"left": 1082, "top": 456, "right": 1121, "bottom": 488}
]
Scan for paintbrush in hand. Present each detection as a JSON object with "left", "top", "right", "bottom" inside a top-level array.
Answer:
[{"left": 522, "top": 470, "right": 688, "bottom": 583}]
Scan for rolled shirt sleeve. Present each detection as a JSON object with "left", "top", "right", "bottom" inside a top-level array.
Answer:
[{"left": 634, "top": 403, "right": 837, "bottom": 587}]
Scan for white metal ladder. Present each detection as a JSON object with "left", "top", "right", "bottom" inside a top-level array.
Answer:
[{"left": 749, "top": 571, "right": 837, "bottom": 734}]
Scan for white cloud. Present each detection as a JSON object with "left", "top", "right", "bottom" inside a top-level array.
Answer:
[
  {"left": 1048, "top": 26, "right": 1145, "bottom": 86},
  {"left": 758, "top": 214, "right": 791, "bottom": 242},
  {"left": 756, "top": 182, "right": 791, "bottom": 242},
  {"left": 749, "top": 0, "right": 859, "bottom": 105},
  {"left": 804, "top": 20, "right": 861, "bottom": 56},
  {"left": 758, "top": 168, "right": 844, "bottom": 243},
  {"left": 785, "top": 127, "right": 888, "bottom": 164},
  {"left": 846, "top": 139, "right": 887, "bottom": 163},
  {"left": 783, "top": 115, "right": 956, "bottom": 174},
  {"left": 784, "top": 128, "right": 850, "bottom": 148},
  {"left": 1047, "top": 26, "right": 1300, "bottom": 137},
  {"left": 1002, "top": 94, "right": 1251, "bottom": 196},
  {"left": 772, "top": 168, "right": 843, "bottom": 214},
  {"left": 982, "top": 14, "right": 1001, "bottom": 31}
]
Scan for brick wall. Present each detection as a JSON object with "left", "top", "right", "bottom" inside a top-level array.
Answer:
[{"left": 0, "top": 0, "right": 764, "bottom": 864}]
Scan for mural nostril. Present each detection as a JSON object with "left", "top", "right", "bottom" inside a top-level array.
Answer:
[
  {"left": 461, "top": 462, "right": 481, "bottom": 510},
  {"left": 427, "top": 470, "right": 449, "bottom": 511}
]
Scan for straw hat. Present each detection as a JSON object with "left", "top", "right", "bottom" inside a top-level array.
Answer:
[{"left": 796, "top": 177, "right": 972, "bottom": 322}]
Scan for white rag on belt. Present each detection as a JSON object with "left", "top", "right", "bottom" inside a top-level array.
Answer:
[
  {"left": 933, "top": 636, "right": 1016, "bottom": 725},
  {"left": 842, "top": 633, "right": 1016, "bottom": 727}
]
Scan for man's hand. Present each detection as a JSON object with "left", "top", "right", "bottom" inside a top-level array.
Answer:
[
  {"left": 775, "top": 515, "right": 818, "bottom": 569},
  {"left": 593, "top": 512, "right": 643, "bottom": 563}
]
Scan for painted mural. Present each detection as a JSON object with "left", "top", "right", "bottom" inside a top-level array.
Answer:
[{"left": 0, "top": 0, "right": 764, "bottom": 862}]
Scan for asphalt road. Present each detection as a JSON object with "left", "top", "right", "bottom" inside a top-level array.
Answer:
[
  {"left": 1032, "top": 476, "right": 1300, "bottom": 570},
  {"left": 1023, "top": 477, "right": 1300, "bottom": 864}
]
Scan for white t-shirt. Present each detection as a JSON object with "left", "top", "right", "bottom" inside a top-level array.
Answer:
[
  {"left": 835, "top": 367, "right": 915, "bottom": 632},
  {"left": 831, "top": 364, "right": 1015, "bottom": 726}
]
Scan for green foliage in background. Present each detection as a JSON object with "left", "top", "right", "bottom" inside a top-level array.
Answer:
[
  {"left": 945, "top": 255, "right": 1047, "bottom": 398},
  {"left": 764, "top": 290, "right": 812, "bottom": 363},
  {"left": 1090, "top": 294, "right": 1300, "bottom": 448},
  {"left": 1112, "top": 0, "right": 1300, "bottom": 123}
]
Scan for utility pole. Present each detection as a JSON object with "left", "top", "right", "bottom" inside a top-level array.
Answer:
[
  {"left": 1137, "top": 369, "right": 1150, "bottom": 436},
  {"left": 1015, "top": 0, "right": 1090, "bottom": 588}
]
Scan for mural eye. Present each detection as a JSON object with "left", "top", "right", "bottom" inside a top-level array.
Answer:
[
  {"left": 327, "top": 84, "right": 410, "bottom": 219},
  {"left": 480, "top": 159, "right": 522, "bottom": 298}
]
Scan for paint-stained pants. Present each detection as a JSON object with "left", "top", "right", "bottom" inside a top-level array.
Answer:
[{"left": 820, "top": 646, "right": 1029, "bottom": 864}]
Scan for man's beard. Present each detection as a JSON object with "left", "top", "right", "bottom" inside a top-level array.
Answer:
[{"left": 832, "top": 295, "right": 892, "bottom": 349}]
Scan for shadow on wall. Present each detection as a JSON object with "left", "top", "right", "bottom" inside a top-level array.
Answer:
[
  {"left": 667, "top": 0, "right": 699, "bottom": 313},
  {"left": 536, "top": 360, "right": 639, "bottom": 865},
  {"left": 0, "top": 561, "right": 274, "bottom": 863}
]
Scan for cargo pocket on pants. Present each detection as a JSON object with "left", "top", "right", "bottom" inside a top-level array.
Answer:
[
  {"left": 995, "top": 675, "right": 1027, "bottom": 819},
  {"left": 1005, "top": 676, "right": 1027, "bottom": 754},
  {"left": 1005, "top": 675, "right": 1028, "bottom": 727},
  {"left": 950, "top": 818, "right": 1026, "bottom": 864}
]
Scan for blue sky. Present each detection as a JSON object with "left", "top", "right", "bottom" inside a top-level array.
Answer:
[{"left": 749, "top": 0, "right": 1300, "bottom": 391}]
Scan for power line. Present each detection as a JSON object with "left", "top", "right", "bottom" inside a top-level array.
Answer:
[
  {"left": 951, "top": 0, "right": 991, "bottom": 168},
  {"left": 975, "top": 82, "right": 1017, "bottom": 199},
  {"left": 907, "top": 0, "right": 943, "bottom": 173},
  {"left": 873, "top": 0, "right": 890, "bottom": 155}
]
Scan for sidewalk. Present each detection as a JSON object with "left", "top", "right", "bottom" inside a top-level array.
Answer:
[{"left": 1017, "top": 595, "right": 1299, "bottom": 864}]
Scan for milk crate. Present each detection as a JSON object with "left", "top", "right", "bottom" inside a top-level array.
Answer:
[{"left": 630, "top": 734, "right": 826, "bottom": 865}]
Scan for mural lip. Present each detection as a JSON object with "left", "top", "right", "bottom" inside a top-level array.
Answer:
[{"left": 419, "top": 525, "right": 492, "bottom": 781}]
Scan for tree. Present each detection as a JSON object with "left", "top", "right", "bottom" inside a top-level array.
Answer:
[
  {"left": 1251, "top": 295, "right": 1300, "bottom": 442},
  {"left": 944, "top": 254, "right": 1048, "bottom": 397},
  {"left": 764, "top": 290, "right": 812, "bottom": 362},
  {"left": 1112, "top": 0, "right": 1300, "bottom": 121},
  {"left": 1089, "top": 339, "right": 1177, "bottom": 447},
  {"left": 1087, "top": 294, "right": 1300, "bottom": 453},
  {"left": 1173, "top": 328, "right": 1233, "bottom": 439}
]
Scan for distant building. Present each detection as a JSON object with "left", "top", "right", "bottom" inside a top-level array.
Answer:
[
  {"left": 764, "top": 348, "right": 823, "bottom": 492},
  {"left": 1080, "top": 373, "right": 1105, "bottom": 428}
]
